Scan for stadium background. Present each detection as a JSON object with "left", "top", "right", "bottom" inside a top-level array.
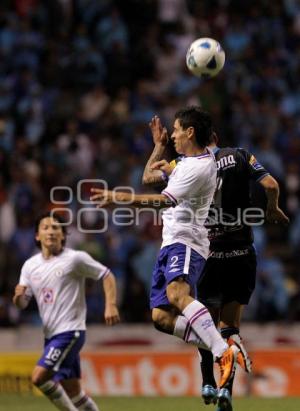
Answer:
[{"left": 0, "top": 0, "right": 300, "bottom": 401}]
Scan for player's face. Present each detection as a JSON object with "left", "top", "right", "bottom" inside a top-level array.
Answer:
[
  {"left": 171, "top": 119, "right": 190, "bottom": 154},
  {"left": 36, "top": 217, "right": 65, "bottom": 252}
]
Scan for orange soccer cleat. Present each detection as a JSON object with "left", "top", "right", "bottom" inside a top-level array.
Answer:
[{"left": 216, "top": 345, "right": 239, "bottom": 388}]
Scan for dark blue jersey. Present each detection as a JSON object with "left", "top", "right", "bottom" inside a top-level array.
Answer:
[{"left": 207, "top": 147, "right": 269, "bottom": 250}]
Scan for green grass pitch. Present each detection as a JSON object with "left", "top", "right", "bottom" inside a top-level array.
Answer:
[{"left": 1, "top": 396, "right": 300, "bottom": 411}]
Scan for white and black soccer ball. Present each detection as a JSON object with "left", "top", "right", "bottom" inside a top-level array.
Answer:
[{"left": 186, "top": 37, "right": 225, "bottom": 78}]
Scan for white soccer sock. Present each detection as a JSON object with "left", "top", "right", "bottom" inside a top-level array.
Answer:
[
  {"left": 71, "top": 390, "right": 99, "bottom": 411},
  {"left": 38, "top": 380, "right": 77, "bottom": 411},
  {"left": 173, "top": 315, "right": 209, "bottom": 350},
  {"left": 182, "top": 300, "right": 228, "bottom": 359}
]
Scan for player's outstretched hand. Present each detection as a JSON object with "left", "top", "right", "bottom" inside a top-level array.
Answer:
[
  {"left": 266, "top": 207, "right": 290, "bottom": 225},
  {"left": 90, "top": 188, "right": 113, "bottom": 207},
  {"left": 149, "top": 115, "right": 168, "bottom": 145},
  {"left": 104, "top": 304, "right": 120, "bottom": 326},
  {"left": 151, "top": 159, "right": 173, "bottom": 176}
]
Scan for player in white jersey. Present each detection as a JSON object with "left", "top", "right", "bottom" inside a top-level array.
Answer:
[
  {"left": 13, "top": 212, "right": 120, "bottom": 411},
  {"left": 90, "top": 106, "right": 239, "bottom": 389}
]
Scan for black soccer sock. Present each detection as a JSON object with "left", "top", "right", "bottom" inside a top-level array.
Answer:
[
  {"left": 198, "top": 348, "right": 217, "bottom": 388},
  {"left": 225, "top": 370, "right": 235, "bottom": 395},
  {"left": 220, "top": 327, "right": 239, "bottom": 339}
]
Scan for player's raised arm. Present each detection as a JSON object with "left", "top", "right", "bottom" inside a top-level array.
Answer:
[
  {"left": 142, "top": 116, "right": 169, "bottom": 186},
  {"left": 102, "top": 271, "right": 120, "bottom": 326},
  {"left": 90, "top": 188, "right": 173, "bottom": 208},
  {"left": 13, "top": 284, "right": 31, "bottom": 309},
  {"left": 259, "top": 174, "right": 290, "bottom": 225}
]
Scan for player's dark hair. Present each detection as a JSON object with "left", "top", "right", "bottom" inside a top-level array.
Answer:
[
  {"left": 174, "top": 106, "right": 213, "bottom": 148},
  {"left": 34, "top": 212, "right": 67, "bottom": 248}
]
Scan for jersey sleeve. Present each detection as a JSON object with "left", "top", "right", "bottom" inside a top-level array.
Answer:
[
  {"left": 19, "top": 262, "right": 33, "bottom": 298},
  {"left": 162, "top": 161, "right": 204, "bottom": 205},
  {"left": 238, "top": 149, "right": 270, "bottom": 182},
  {"left": 76, "top": 251, "right": 110, "bottom": 280}
]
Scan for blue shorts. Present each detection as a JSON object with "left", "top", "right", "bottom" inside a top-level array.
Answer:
[
  {"left": 150, "top": 243, "right": 206, "bottom": 309},
  {"left": 38, "top": 330, "right": 85, "bottom": 381}
]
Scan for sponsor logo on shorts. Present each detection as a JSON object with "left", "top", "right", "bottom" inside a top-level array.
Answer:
[
  {"left": 169, "top": 268, "right": 181, "bottom": 273},
  {"left": 209, "top": 249, "right": 250, "bottom": 259}
]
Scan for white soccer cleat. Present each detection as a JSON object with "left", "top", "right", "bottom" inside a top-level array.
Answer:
[{"left": 227, "top": 334, "right": 252, "bottom": 373}]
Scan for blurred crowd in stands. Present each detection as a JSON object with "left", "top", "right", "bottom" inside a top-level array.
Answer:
[{"left": 0, "top": 0, "right": 300, "bottom": 327}]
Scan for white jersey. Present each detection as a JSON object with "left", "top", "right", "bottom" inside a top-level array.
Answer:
[
  {"left": 161, "top": 151, "right": 217, "bottom": 258},
  {"left": 19, "top": 248, "right": 110, "bottom": 338}
]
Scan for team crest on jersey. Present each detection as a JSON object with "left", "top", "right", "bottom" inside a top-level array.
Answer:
[
  {"left": 41, "top": 288, "right": 54, "bottom": 303},
  {"left": 249, "top": 155, "right": 264, "bottom": 170}
]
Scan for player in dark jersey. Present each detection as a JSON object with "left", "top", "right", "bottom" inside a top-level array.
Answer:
[
  {"left": 143, "top": 120, "right": 289, "bottom": 411},
  {"left": 197, "top": 133, "right": 289, "bottom": 411}
]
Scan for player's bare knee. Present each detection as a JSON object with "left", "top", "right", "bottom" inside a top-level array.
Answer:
[
  {"left": 31, "top": 372, "right": 47, "bottom": 387},
  {"left": 152, "top": 308, "right": 167, "bottom": 325},
  {"left": 31, "top": 367, "right": 51, "bottom": 387},
  {"left": 166, "top": 280, "right": 189, "bottom": 309},
  {"left": 166, "top": 290, "right": 179, "bottom": 307},
  {"left": 152, "top": 309, "right": 173, "bottom": 333}
]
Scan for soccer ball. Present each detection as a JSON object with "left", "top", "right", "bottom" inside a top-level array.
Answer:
[{"left": 186, "top": 37, "right": 225, "bottom": 78}]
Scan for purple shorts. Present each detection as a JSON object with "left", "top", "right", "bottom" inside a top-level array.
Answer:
[
  {"left": 150, "top": 242, "right": 206, "bottom": 309},
  {"left": 38, "top": 330, "right": 85, "bottom": 381}
]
